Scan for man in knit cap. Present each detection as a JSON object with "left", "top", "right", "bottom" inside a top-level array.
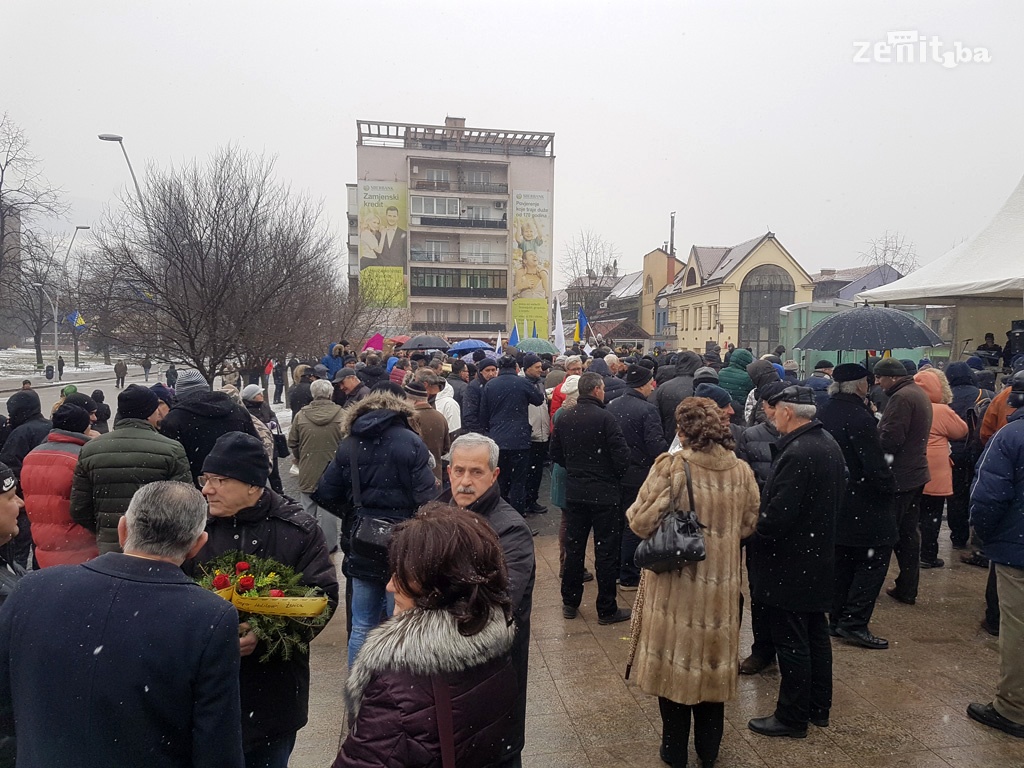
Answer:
[{"left": 70, "top": 385, "right": 192, "bottom": 553}]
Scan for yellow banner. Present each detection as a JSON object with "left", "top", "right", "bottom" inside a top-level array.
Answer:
[{"left": 215, "top": 586, "right": 328, "bottom": 618}]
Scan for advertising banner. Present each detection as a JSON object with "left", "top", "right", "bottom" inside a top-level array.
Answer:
[
  {"left": 511, "top": 191, "right": 552, "bottom": 339},
  {"left": 359, "top": 181, "right": 408, "bottom": 307}
]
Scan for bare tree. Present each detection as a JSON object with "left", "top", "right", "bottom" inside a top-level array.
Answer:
[
  {"left": 90, "top": 147, "right": 340, "bottom": 384},
  {"left": 0, "top": 114, "right": 69, "bottom": 315},
  {"left": 560, "top": 228, "right": 621, "bottom": 320},
  {"left": 5, "top": 231, "right": 66, "bottom": 367},
  {"left": 859, "top": 230, "right": 919, "bottom": 280}
]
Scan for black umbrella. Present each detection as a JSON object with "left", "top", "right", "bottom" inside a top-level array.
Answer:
[
  {"left": 795, "top": 304, "right": 944, "bottom": 351},
  {"left": 399, "top": 334, "right": 450, "bottom": 351}
]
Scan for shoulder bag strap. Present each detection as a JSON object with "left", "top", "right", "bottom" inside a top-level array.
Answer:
[
  {"left": 348, "top": 439, "right": 362, "bottom": 507},
  {"left": 682, "top": 459, "right": 696, "bottom": 514},
  {"left": 431, "top": 675, "right": 457, "bottom": 768}
]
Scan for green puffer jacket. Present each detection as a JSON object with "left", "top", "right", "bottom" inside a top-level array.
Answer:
[
  {"left": 288, "top": 398, "right": 346, "bottom": 493},
  {"left": 718, "top": 348, "right": 755, "bottom": 406},
  {"left": 69, "top": 418, "right": 192, "bottom": 554}
]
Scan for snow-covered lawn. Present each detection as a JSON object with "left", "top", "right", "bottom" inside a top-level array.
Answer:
[{"left": 0, "top": 348, "right": 119, "bottom": 378}]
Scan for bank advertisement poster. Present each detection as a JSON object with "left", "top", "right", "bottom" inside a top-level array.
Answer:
[
  {"left": 358, "top": 181, "right": 408, "bottom": 307},
  {"left": 511, "top": 190, "right": 552, "bottom": 339}
]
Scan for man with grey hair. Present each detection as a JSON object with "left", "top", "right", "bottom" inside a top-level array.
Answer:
[
  {"left": 747, "top": 386, "right": 847, "bottom": 739},
  {"left": 436, "top": 432, "right": 535, "bottom": 768},
  {"left": 0, "top": 481, "right": 245, "bottom": 767}
]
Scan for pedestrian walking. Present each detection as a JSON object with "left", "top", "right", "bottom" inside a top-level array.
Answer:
[
  {"left": 113, "top": 359, "right": 128, "bottom": 389},
  {"left": 141, "top": 355, "right": 152, "bottom": 382},
  {"left": 57, "top": 355, "right": 65, "bottom": 381}
]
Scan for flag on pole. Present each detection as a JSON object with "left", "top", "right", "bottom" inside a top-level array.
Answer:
[
  {"left": 508, "top": 320, "right": 521, "bottom": 349},
  {"left": 65, "top": 311, "right": 87, "bottom": 329},
  {"left": 532, "top": 320, "right": 538, "bottom": 339},
  {"left": 553, "top": 299, "right": 566, "bottom": 353},
  {"left": 575, "top": 306, "right": 589, "bottom": 343},
  {"left": 495, "top": 328, "right": 502, "bottom": 354}
]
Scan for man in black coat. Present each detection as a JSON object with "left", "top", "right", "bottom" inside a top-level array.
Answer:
[
  {"left": 0, "top": 390, "right": 52, "bottom": 568},
  {"left": 446, "top": 359, "right": 470, "bottom": 408},
  {"left": 438, "top": 433, "right": 535, "bottom": 768},
  {"left": 1, "top": 480, "right": 245, "bottom": 768},
  {"left": 461, "top": 358, "right": 497, "bottom": 433},
  {"left": 817, "top": 364, "right": 897, "bottom": 650},
  {"left": 748, "top": 386, "right": 847, "bottom": 739},
  {"left": 607, "top": 364, "right": 667, "bottom": 588},
  {"left": 355, "top": 354, "right": 389, "bottom": 390},
  {"left": 550, "top": 372, "right": 632, "bottom": 624},
  {"left": 650, "top": 350, "right": 703, "bottom": 441},
  {"left": 184, "top": 433, "right": 338, "bottom": 767},
  {"left": 480, "top": 356, "right": 545, "bottom": 514}
]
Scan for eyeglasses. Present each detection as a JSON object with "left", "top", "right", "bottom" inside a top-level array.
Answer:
[{"left": 198, "top": 475, "right": 229, "bottom": 489}]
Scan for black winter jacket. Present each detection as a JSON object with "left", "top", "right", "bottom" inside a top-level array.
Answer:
[
  {"left": 877, "top": 377, "right": 933, "bottom": 493},
  {"left": 550, "top": 396, "right": 630, "bottom": 505},
  {"left": 289, "top": 380, "right": 314, "bottom": 416},
  {"left": 752, "top": 420, "right": 846, "bottom": 613},
  {"left": 480, "top": 370, "right": 544, "bottom": 450},
  {"left": 461, "top": 377, "right": 487, "bottom": 434},
  {"left": 184, "top": 490, "right": 338, "bottom": 751},
  {"left": 649, "top": 351, "right": 703, "bottom": 441},
  {"left": 356, "top": 365, "right": 390, "bottom": 390},
  {"left": 160, "top": 391, "right": 260, "bottom": 483},
  {"left": 607, "top": 389, "right": 667, "bottom": 487},
  {"left": 817, "top": 393, "right": 897, "bottom": 547},
  {"left": 589, "top": 359, "right": 627, "bottom": 402},
  {"left": 315, "top": 394, "right": 437, "bottom": 581},
  {"left": 734, "top": 419, "right": 780, "bottom": 489},
  {"left": 0, "top": 418, "right": 51, "bottom": 481},
  {"left": 446, "top": 375, "right": 468, "bottom": 409}
]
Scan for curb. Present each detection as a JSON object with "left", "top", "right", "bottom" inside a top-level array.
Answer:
[{"left": 0, "top": 372, "right": 134, "bottom": 397}]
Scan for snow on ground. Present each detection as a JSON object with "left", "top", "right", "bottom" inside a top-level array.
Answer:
[{"left": 0, "top": 348, "right": 118, "bottom": 378}]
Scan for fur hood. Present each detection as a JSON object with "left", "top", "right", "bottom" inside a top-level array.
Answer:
[
  {"left": 346, "top": 608, "right": 514, "bottom": 719},
  {"left": 338, "top": 391, "right": 417, "bottom": 438}
]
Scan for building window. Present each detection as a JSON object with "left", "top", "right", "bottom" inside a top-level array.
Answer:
[
  {"left": 411, "top": 196, "right": 460, "bottom": 217},
  {"left": 686, "top": 269, "right": 697, "bottom": 287},
  {"left": 738, "top": 265, "right": 795, "bottom": 356},
  {"left": 426, "top": 308, "right": 450, "bottom": 323},
  {"left": 468, "top": 171, "right": 490, "bottom": 184},
  {"left": 645, "top": 276, "right": 654, "bottom": 294},
  {"left": 425, "top": 169, "right": 450, "bottom": 182},
  {"left": 683, "top": 308, "right": 689, "bottom": 331},
  {"left": 469, "top": 309, "right": 490, "bottom": 323}
]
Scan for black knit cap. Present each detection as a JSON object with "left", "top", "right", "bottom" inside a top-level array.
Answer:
[
  {"left": 624, "top": 364, "right": 653, "bottom": 388},
  {"left": 498, "top": 354, "right": 518, "bottom": 369},
  {"left": 0, "top": 461, "right": 14, "bottom": 494},
  {"left": 118, "top": 384, "right": 160, "bottom": 421},
  {"left": 53, "top": 403, "right": 91, "bottom": 434},
  {"left": 814, "top": 359, "right": 835, "bottom": 370},
  {"left": 202, "top": 432, "right": 269, "bottom": 488},
  {"left": 64, "top": 392, "right": 97, "bottom": 414},
  {"left": 833, "top": 363, "right": 869, "bottom": 382}
]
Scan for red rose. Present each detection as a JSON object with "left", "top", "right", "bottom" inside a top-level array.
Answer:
[
  {"left": 212, "top": 574, "right": 231, "bottom": 590},
  {"left": 269, "top": 589, "right": 285, "bottom": 598},
  {"left": 235, "top": 562, "right": 250, "bottom": 574},
  {"left": 237, "top": 575, "right": 256, "bottom": 592}
]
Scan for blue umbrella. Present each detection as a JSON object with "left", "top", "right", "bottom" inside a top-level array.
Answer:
[{"left": 449, "top": 339, "right": 493, "bottom": 353}]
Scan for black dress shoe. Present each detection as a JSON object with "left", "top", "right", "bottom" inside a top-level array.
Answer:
[
  {"left": 961, "top": 551, "right": 989, "bottom": 568},
  {"left": 562, "top": 604, "right": 578, "bottom": 619},
  {"left": 836, "top": 627, "right": 889, "bottom": 650},
  {"left": 582, "top": 569, "right": 594, "bottom": 583},
  {"left": 828, "top": 625, "right": 841, "bottom": 638},
  {"left": 597, "top": 608, "right": 631, "bottom": 625},
  {"left": 738, "top": 655, "right": 774, "bottom": 675},
  {"left": 920, "top": 557, "right": 945, "bottom": 569},
  {"left": 810, "top": 715, "right": 829, "bottom": 727},
  {"left": 967, "top": 702, "right": 1024, "bottom": 738},
  {"left": 886, "top": 587, "right": 916, "bottom": 605},
  {"left": 527, "top": 503, "right": 549, "bottom": 515},
  {"left": 981, "top": 619, "right": 999, "bottom": 637},
  {"left": 747, "top": 715, "right": 807, "bottom": 738}
]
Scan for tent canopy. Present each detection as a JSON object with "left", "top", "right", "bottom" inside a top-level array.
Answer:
[{"left": 857, "top": 172, "right": 1024, "bottom": 304}]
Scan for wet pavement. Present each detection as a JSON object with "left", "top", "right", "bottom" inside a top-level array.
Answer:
[{"left": 285, "top": 467, "right": 1024, "bottom": 767}]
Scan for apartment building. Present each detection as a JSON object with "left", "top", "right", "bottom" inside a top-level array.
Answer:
[{"left": 347, "top": 117, "right": 555, "bottom": 340}]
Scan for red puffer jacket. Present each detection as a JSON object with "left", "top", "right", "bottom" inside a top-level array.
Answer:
[
  {"left": 21, "top": 430, "right": 99, "bottom": 567},
  {"left": 334, "top": 608, "right": 520, "bottom": 768}
]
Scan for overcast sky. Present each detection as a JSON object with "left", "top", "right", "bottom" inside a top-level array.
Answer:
[{"left": 6, "top": 1, "right": 1023, "bottom": 288}]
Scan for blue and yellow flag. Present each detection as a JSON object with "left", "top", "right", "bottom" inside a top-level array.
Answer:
[
  {"left": 574, "top": 306, "right": 589, "bottom": 343},
  {"left": 66, "top": 311, "right": 87, "bottom": 329}
]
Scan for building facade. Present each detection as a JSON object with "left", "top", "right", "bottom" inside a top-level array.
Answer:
[{"left": 347, "top": 117, "right": 555, "bottom": 340}]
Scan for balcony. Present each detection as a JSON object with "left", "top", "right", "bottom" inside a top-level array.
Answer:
[
  {"left": 417, "top": 216, "right": 507, "bottom": 230},
  {"left": 410, "top": 249, "right": 508, "bottom": 265},
  {"left": 410, "top": 285, "right": 507, "bottom": 299},
  {"left": 411, "top": 321, "right": 506, "bottom": 333},
  {"left": 413, "top": 180, "right": 509, "bottom": 195}
]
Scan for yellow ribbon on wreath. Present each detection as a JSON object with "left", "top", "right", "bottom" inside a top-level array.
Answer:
[{"left": 214, "top": 587, "right": 328, "bottom": 618}]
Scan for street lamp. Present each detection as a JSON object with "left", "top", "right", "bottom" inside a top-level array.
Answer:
[
  {"left": 98, "top": 133, "right": 148, "bottom": 222},
  {"left": 31, "top": 282, "right": 58, "bottom": 376}
]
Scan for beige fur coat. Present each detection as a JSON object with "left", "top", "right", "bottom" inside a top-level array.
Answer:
[{"left": 626, "top": 445, "right": 759, "bottom": 705}]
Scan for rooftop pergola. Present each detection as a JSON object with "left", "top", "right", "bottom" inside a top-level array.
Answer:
[{"left": 357, "top": 120, "right": 554, "bottom": 157}]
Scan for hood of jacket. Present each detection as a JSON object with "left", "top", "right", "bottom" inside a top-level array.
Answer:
[
  {"left": 339, "top": 391, "right": 417, "bottom": 439},
  {"left": 327, "top": 342, "right": 342, "bottom": 358},
  {"left": 436, "top": 379, "right": 456, "bottom": 402},
  {"left": 6, "top": 390, "right": 42, "bottom": 426},
  {"left": 945, "top": 362, "right": 976, "bottom": 387},
  {"left": 747, "top": 359, "right": 781, "bottom": 391},
  {"left": 674, "top": 351, "right": 702, "bottom": 377},
  {"left": 346, "top": 607, "right": 514, "bottom": 719},
  {"left": 301, "top": 398, "right": 345, "bottom": 426},
  {"left": 914, "top": 369, "right": 946, "bottom": 404},
  {"left": 360, "top": 364, "right": 386, "bottom": 380},
  {"left": 727, "top": 348, "right": 754, "bottom": 370},
  {"left": 172, "top": 390, "right": 238, "bottom": 418},
  {"left": 589, "top": 358, "right": 612, "bottom": 376}
]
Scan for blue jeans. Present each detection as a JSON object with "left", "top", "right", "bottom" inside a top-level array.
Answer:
[
  {"left": 244, "top": 732, "right": 296, "bottom": 768},
  {"left": 348, "top": 577, "right": 394, "bottom": 666}
]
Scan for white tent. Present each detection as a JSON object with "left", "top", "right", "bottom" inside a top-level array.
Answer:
[{"left": 857, "top": 172, "right": 1024, "bottom": 304}]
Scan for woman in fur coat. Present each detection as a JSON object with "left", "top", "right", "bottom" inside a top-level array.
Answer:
[
  {"left": 334, "top": 503, "right": 520, "bottom": 768},
  {"left": 626, "top": 397, "right": 760, "bottom": 768}
]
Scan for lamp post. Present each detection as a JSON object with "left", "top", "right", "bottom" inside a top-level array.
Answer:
[
  {"left": 31, "top": 282, "right": 58, "bottom": 376},
  {"left": 65, "top": 225, "right": 90, "bottom": 368},
  {"left": 98, "top": 133, "right": 148, "bottom": 223}
]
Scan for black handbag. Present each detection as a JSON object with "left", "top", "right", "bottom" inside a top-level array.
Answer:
[
  {"left": 634, "top": 460, "right": 706, "bottom": 573},
  {"left": 272, "top": 421, "right": 290, "bottom": 458},
  {"left": 346, "top": 445, "right": 395, "bottom": 565}
]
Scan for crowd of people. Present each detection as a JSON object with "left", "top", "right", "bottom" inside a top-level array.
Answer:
[{"left": 0, "top": 334, "right": 1021, "bottom": 767}]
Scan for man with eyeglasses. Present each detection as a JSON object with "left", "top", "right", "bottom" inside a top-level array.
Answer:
[{"left": 184, "top": 431, "right": 338, "bottom": 768}]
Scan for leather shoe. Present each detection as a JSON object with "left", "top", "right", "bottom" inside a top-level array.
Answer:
[
  {"left": 961, "top": 551, "right": 989, "bottom": 568},
  {"left": 738, "top": 654, "right": 774, "bottom": 675},
  {"left": 967, "top": 702, "right": 1024, "bottom": 738},
  {"left": 597, "top": 608, "right": 631, "bottom": 625},
  {"left": 886, "top": 587, "right": 916, "bottom": 605},
  {"left": 828, "top": 625, "right": 841, "bottom": 637},
  {"left": 582, "top": 569, "right": 594, "bottom": 583},
  {"left": 981, "top": 619, "right": 999, "bottom": 637},
  {"left": 562, "top": 604, "right": 578, "bottom": 619},
  {"left": 747, "top": 715, "right": 807, "bottom": 738},
  {"left": 920, "top": 557, "right": 944, "bottom": 569},
  {"left": 836, "top": 627, "right": 889, "bottom": 650},
  {"left": 810, "top": 715, "right": 829, "bottom": 727},
  {"left": 527, "top": 503, "right": 549, "bottom": 515}
]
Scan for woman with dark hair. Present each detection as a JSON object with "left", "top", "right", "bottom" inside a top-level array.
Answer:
[
  {"left": 626, "top": 397, "right": 760, "bottom": 768},
  {"left": 90, "top": 390, "right": 111, "bottom": 434},
  {"left": 370, "top": 380, "right": 406, "bottom": 398},
  {"left": 333, "top": 503, "right": 520, "bottom": 768}
]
